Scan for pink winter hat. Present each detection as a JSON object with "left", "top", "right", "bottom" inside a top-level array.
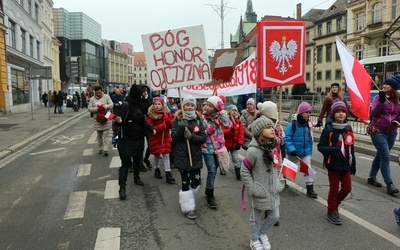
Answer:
[
  {"left": 297, "top": 102, "right": 312, "bottom": 114},
  {"left": 153, "top": 97, "right": 164, "bottom": 105}
]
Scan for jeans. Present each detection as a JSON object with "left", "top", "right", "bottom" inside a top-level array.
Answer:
[
  {"left": 327, "top": 169, "right": 352, "bottom": 213},
  {"left": 229, "top": 149, "right": 240, "bottom": 169},
  {"left": 249, "top": 207, "right": 279, "bottom": 241},
  {"left": 369, "top": 130, "right": 397, "bottom": 185},
  {"left": 203, "top": 153, "right": 218, "bottom": 189}
]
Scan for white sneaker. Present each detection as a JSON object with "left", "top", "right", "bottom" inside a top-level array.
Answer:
[
  {"left": 250, "top": 240, "right": 263, "bottom": 250},
  {"left": 259, "top": 234, "right": 271, "bottom": 250}
]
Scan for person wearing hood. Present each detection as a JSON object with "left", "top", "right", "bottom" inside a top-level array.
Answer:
[
  {"left": 88, "top": 86, "right": 113, "bottom": 156},
  {"left": 139, "top": 85, "right": 153, "bottom": 171},
  {"left": 114, "top": 84, "right": 155, "bottom": 200}
]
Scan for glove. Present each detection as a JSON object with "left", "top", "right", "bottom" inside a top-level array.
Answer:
[
  {"left": 235, "top": 144, "right": 241, "bottom": 150},
  {"left": 206, "top": 127, "right": 215, "bottom": 135},
  {"left": 316, "top": 121, "right": 323, "bottom": 127},
  {"left": 181, "top": 119, "right": 188, "bottom": 127},
  {"left": 289, "top": 151, "right": 297, "bottom": 156},
  {"left": 379, "top": 91, "right": 386, "bottom": 102},
  {"left": 350, "top": 165, "right": 356, "bottom": 175},
  {"left": 184, "top": 128, "right": 192, "bottom": 139},
  {"left": 230, "top": 127, "right": 235, "bottom": 133}
]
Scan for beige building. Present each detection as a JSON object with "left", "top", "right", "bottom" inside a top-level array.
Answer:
[
  {"left": 121, "top": 43, "right": 134, "bottom": 86},
  {"left": 346, "top": 0, "right": 400, "bottom": 86},
  {"left": 0, "top": 0, "right": 7, "bottom": 113},
  {"left": 103, "top": 39, "right": 129, "bottom": 88},
  {"left": 133, "top": 52, "right": 148, "bottom": 86}
]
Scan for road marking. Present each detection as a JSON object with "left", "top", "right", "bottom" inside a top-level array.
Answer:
[
  {"left": 288, "top": 181, "right": 400, "bottom": 247},
  {"left": 56, "top": 241, "right": 70, "bottom": 250},
  {"left": 51, "top": 135, "right": 84, "bottom": 144},
  {"left": 94, "top": 227, "right": 120, "bottom": 250},
  {"left": 82, "top": 149, "right": 93, "bottom": 156},
  {"left": 110, "top": 157, "right": 120, "bottom": 168},
  {"left": 104, "top": 180, "right": 119, "bottom": 199},
  {"left": 88, "top": 131, "right": 97, "bottom": 144},
  {"left": 64, "top": 191, "right": 87, "bottom": 220},
  {"left": 77, "top": 164, "right": 91, "bottom": 176},
  {"left": 28, "top": 148, "right": 66, "bottom": 156},
  {"left": 359, "top": 156, "right": 373, "bottom": 161}
]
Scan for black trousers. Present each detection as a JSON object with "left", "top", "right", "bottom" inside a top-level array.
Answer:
[{"left": 119, "top": 155, "right": 141, "bottom": 188}]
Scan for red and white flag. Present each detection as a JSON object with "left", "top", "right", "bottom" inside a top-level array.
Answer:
[
  {"left": 335, "top": 36, "right": 371, "bottom": 121},
  {"left": 281, "top": 158, "right": 298, "bottom": 181},
  {"left": 338, "top": 134, "right": 346, "bottom": 157},
  {"left": 299, "top": 159, "right": 316, "bottom": 180},
  {"left": 105, "top": 111, "right": 114, "bottom": 120}
]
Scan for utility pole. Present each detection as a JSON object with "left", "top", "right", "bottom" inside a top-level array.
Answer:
[{"left": 207, "top": 0, "right": 235, "bottom": 49}]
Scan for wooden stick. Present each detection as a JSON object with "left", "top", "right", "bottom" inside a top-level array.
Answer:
[{"left": 178, "top": 88, "right": 193, "bottom": 167}]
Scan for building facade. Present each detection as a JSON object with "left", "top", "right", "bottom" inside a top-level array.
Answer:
[
  {"left": 133, "top": 51, "right": 148, "bottom": 86},
  {"left": 53, "top": 8, "right": 103, "bottom": 91},
  {"left": 120, "top": 42, "right": 134, "bottom": 86},
  {"left": 103, "top": 39, "right": 129, "bottom": 91},
  {"left": 4, "top": 0, "right": 44, "bottom": 113},
  {"left": 0, "top": 0, "right": 7, "bottom": 113}
]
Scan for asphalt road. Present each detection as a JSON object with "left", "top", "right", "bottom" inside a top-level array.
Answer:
[{"left": 0, "top": 114, "right": 399, "bottom": 249}]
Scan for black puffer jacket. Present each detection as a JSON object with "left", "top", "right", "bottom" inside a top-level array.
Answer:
[
  {"left": 171, "top": 110, "right": 206, "bottom": 171},
  {"left": 115, "top": 84, "right": 153, "bottom": 158}
]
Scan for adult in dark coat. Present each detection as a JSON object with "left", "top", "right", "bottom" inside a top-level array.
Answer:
[
  {"left": 139, "top": 85, "right": 153, "bottom": 170},
  {"left": 114, "top": 84, "right": 155, "bottom": 200},
  {"left": 236, "top": 88, "right": 265, "bottom": 113},
  {"left": 57, "top": 90, "right": 64, "bottom": 114},
  {"left": 41, "top": 91, "right": 48, "bottom": 107}
]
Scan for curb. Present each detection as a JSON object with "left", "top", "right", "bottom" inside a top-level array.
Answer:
[{"left": 0, "top": 111, "right": 88, "bottom": 161}]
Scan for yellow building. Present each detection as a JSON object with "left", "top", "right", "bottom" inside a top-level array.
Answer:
[{"left": 0, "top": 0, "right": 7, "bottom": 114}]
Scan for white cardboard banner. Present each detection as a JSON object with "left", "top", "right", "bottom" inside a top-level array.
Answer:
[
  {"left": 167, "top": 53, "right": 257, "bottom": 98},
  {"left": 142, "top": 25, "right": 211, "bottom": 91}
]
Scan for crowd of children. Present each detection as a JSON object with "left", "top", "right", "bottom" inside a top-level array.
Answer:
[{"left": 110, "top": 81, "right": 400, "bottom": 250}]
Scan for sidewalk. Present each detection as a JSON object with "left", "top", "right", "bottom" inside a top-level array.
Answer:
[
  {"left": 0, "top": 106, "right": 87, "bottom": 160},
  {"left": 0, "top": 107, "right": 399, "bottom": 162}
]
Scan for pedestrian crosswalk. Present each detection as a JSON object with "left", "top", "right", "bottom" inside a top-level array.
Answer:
[{"left": 63, "top": 130, "right": 121, "bottom": 249}]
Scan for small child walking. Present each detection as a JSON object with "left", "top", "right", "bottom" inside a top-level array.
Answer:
[
  {"left": 171, "top": 95, "right": 207, "bottom": 220},
  {"left": 223, "top": 105, "right": 244, "bottom": 180},
  {"left": 317, "top": 100, "right": 356, "bottom": 225},
  {"left": 284, "top": 101, "right": 317, "bottom": 198},
  {"left": 241, "top": 115, "right": 284, "bottom": 250},
  {"left": 147, "top": 97, "right": 175, "bottom": 184}
]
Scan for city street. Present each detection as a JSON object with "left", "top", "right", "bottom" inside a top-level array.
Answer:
[{"left": 0, "top": 111, "right": 400, "bottom": 249}]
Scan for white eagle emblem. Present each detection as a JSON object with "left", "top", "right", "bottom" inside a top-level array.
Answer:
[{"left": 269, "top": 36, "right": 298, "bottom": 75}]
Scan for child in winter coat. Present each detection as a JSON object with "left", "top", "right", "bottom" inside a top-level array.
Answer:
[
  {"left": 171, "top": 95, "right": 207, "bottom": 220},
  {"left": 241, "top": 115, "right": 284, "bottom": 250},
  {"left": 223, "top": 105, "right": 244, "bottom": 180},
  {"left": 284, "top": 101, "right": 317, "bottom": 198},
  {"left": 240, "top": 98, "right": 259, "bottom": 150},
  {"left": 317, "top": 100, "right": 356, "bottom": 225},
  {"left": 202, "top": 96, "right": 231, "bottom": 209},
  {"left": 147, "top": 97, "right": 175, "bottom": 184}
]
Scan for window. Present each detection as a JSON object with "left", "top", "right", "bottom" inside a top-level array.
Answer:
[
  {"left": 306, "top": 72, "right": 311, "bottom": 81},
  {"left": 36, "top": 41, "right": 40, "bottom": 59},
  {"left": 27, "top": 0, "right": 32, "bottom": 15},
  {"left": 8, "top": 20, "right": 16, "bottom": 48},
  {"left": 326, "top": 70, "right": 331, "bottom": 81},
  {"left": 372, "top": 2, "right": 382, "bottom": 24},
  {"left": 378, "top": 39, "right": 389, "bottom": 56},
  {"left": 306, "top": 31, "right": 310, "bottom": 43},
  {"left": 317, "top": 71, "right": 322, "bottom": 80},
  {"left": 335, "top": 46, "right": 340, "bottom": 61},
  {"left": 355, "top": 44, "right": 363, "bottom": 60},
  {"left": 21, "top": 29, "right": 26, "bottom": 53},
  {"left": 356, "top": 13, "right": 364, "bottom": 31},
  {"left": 317, "top": 46, "right": 323, "bottom": 63},
  {"left": 326, "top": 21, "right": 332, "bottom": 34},
  {"left": 317, "top": 25, "right": 322, "bottom": 36},
  {"left": 336, "top": 18, "right": 342, "bottom": 31},
  {"left": 326, "top": 45, "right": 332, "bottom": 62},
  {"left": 11, "top": 69, "right": 30, "bottom": 105},
  {"left": 335, "top": 70, "right": 341, "bottom": 80},
  {"left": 29, "top": 36, "right": 33, "bottom": 57},
  {"left": 34, "top": 3, "right": 39, "bottom": 22},
  {"left": 392, "top": 0, "right": 397, "bottom": 20},
  {"left": 306, "top": 50, "right": 311, "bottom": 65}
]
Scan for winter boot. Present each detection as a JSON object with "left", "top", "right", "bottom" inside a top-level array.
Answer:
[
  {"left": 235, "top": 168, "right": 241, "bottom": 180},
  {"left": 205, "top": 188, "right": 217, "bottom": 209},
  {"left": 119, "top": 187, "right": 126, "bottom": 200},
  {"left": 134, "top": 176, "right": 144, "bottom": 186},
  {"left": 306, "top": 185, "right": 318, "bottom": 198},
  {"left": 154, "top": 168, "right": 163, "bottom": 179},
  {"left": 166, "top": 171, "right": 175, "bottom": 184},
  {"left": 179, "top": 190, "right": 196, "bottom": 220}
]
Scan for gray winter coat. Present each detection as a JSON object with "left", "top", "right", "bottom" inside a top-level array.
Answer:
[
  {"left": 240, "top": 109, "right": 259, "bottom": 149},
  {"left": 240, "top": 138, "right": 284, "bottom": 210}
]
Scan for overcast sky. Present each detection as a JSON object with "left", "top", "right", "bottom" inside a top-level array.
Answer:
[{"left": 53, "top": 0, "right": 337, "bottom": 52}]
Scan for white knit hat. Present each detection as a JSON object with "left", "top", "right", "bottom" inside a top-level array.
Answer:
[
  {"left": 257, "top": 101, "right": 278, "bottom": 120},
  {"left": 207, "top": 96, "right": 224, "bottom": 111}
]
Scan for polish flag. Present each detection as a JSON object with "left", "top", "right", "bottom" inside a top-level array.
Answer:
[
  {"left": 299, "top": 159, "right": 316, "bottom": 180},
  {"left": 105, "top": 111, "right": 114, "bottom": 120},
  {"left": 212, "top": 51, "right": 237, "bottom": 82},
  {"left": 338, "top": 134, "right": 346, "bottom": 157},
  {"left": 335, "top": 36, "right": 371, "bottom": 121},
  {"left": 281, "top": 158, "right": 298, "bottom": 181}
]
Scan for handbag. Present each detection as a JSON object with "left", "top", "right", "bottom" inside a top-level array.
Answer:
[
  {"left": 215, "top": 146, "right": 231, "bottom": 173},
  {"left": 96, "top": 109, "right": 108, "bottom": 124}
]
